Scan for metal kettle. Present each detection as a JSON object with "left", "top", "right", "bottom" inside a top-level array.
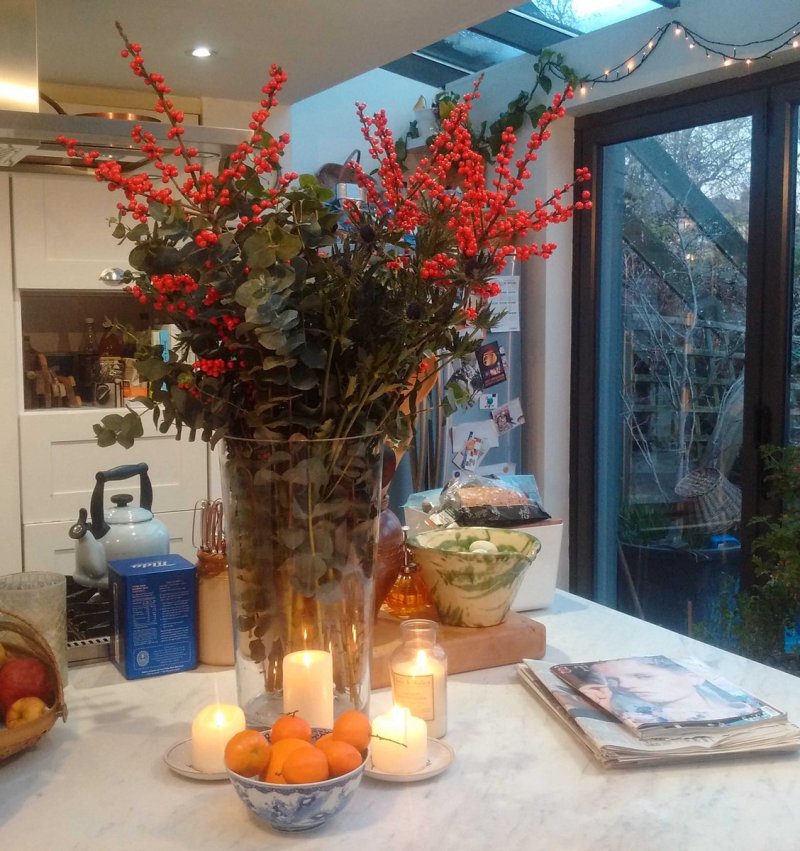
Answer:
[{"left": 69, "top": 463, "right": 170, "bottom": 587}]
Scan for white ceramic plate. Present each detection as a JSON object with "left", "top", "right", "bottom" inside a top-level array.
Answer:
[
  {"left": 364, "top": 738, "right": 454, "bottom": 782},
  {"left": 164, "top": 738, "right": 228, "bottom": 781}
]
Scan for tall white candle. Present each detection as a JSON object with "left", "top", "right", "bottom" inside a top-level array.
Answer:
[
  {"left": 391, "top": 646, "right": 448, "bottom": 738},
  {"left": 282, "top": 649, "right": 334, "bottom": 728},
  {"left": 370, "top": 705, "right": 428, "bottom": 774},
  {"left": 190, "top": 703, "right": 245, "bottom": 773}
]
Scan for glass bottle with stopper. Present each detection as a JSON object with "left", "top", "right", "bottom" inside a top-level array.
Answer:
[{"left": 383, "top": 526, "right": 436, "bottom": 620}]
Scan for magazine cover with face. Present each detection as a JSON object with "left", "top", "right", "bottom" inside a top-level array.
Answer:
[{"left": 550, "top": 655, "right": 782, "bottom": 737}]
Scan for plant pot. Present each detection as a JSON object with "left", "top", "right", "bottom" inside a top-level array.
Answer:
[{"left": 219, "top": 434, "right": 382, "bottom": 727}]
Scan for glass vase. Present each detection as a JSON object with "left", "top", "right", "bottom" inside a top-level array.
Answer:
[{"left": 219, "top": 434, "right": 383, "bottom": 727}]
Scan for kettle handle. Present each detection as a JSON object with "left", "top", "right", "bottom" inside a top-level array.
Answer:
[{"left": 90, "top": 463, "right": 154, "bottom": 538}]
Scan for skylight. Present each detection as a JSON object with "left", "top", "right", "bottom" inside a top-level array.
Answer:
[
  {"left": 383, "top": 0, "right": 679, "bottom": 87},
  {"left": 529, "top": 0, "right": 668, "bottom": 34}
]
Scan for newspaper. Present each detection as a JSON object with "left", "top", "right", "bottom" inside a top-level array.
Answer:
[{"left": 518, "top": 659, "right": 800, "bottom": 768}]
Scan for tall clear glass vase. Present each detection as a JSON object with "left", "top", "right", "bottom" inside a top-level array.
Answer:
[{"left": 219, "top": 434, "right": 382, "bottom": 727}]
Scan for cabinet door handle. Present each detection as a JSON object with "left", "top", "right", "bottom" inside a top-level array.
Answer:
[{"left": 98, "top": 267, "right": 130, "bottom": 285}]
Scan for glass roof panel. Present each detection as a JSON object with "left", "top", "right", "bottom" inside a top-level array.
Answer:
[
  {"left": 523, "top": 1, "right": 666, "bottom": 34},
  {"left": 383, "top": 0, "right": 678, "bottom": 84},
  {"left": 417, "top": 30, "right": 525, "bottom": 73}
]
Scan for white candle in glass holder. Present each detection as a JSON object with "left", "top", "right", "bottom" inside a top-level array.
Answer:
[
  {"left": 371, "top": 705, "right": 428, "bottom": 774},
  {"left": 190, "top": 703, "right": 245, "bottom": 773},
  {"left": 390, "top": 641, "right": 448, "bottom": 738},
  {"left": 282, "top": 649, "right": 334, "bottom": 728}
]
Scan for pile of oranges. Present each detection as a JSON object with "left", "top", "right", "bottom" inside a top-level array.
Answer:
[{"left": 224, "top": 710, "right": 371, "bottom": 784}]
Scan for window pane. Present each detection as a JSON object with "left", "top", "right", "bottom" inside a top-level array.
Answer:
[{"left": 597, "top": 116, "right": 752, "bottom": 634}]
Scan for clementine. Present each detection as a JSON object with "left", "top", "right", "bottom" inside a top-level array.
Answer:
[
  {"left": 224, "top": 729, "right": 272, "bottom": 777},
  {"left": 314, "top": 731, "right": 334, "bottom": 749},
  {"left": 282, "top": 745, "right": 330, "bottom": 784},
  {"left": 332, "top": 710, "right": 371, "bottom": 752},
  {"left": 269, "top": 713, "right": 312, "bottom": 744},
  {"left": 321, "top": 739, "right": 362, "bottom": 778},
  {"left": 263, "top": 737, "right": 313, "bottom": 783}
]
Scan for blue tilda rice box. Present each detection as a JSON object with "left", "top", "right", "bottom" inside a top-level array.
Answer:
[{"left": 108, "top": 554, "right": 197, "bottom": 679}]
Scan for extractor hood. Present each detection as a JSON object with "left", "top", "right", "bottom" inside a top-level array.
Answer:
[
  {"left": 0, "top": 109, "right": 244, "bottom": 174},
  {"left": 0, "top": 1, "right": 242, "bottom": 174}
]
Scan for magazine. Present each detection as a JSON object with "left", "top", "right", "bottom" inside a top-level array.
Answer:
[
  {"left": 518, "top": 659, "right": 800, "bottom": 768},
  {"left": 549, "top": 655, "right": 783, "bottom": 739}
]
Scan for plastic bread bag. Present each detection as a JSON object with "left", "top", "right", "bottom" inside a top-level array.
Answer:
[{"left": 434, "top": 471, "right": 550, "bottom": 527}]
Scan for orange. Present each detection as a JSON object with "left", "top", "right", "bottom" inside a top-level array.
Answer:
[
  {"left": 321, "top": 739, "right": 362, "bottom": 778},
  {"left": 282, "top": 745, "right": 330, "bottom": 784},
  {"left": 224, "top": 729, "right": 272, "bottom": 777},
  {"left": 332, "top": 710, "right": 371, "bottom": 753},
  {"left": 263, "top": 737, "right": 313, "bottom": 783},
  {"left": 269, "top": 713, "right": 312, "bottom": 744},
  {"left": 314, "top": 731, "right": 334, "bottom": 749}
]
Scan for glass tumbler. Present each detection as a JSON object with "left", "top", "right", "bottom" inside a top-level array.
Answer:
[{"left": 0, "top": 571, "right": 68, "bottom": 683}]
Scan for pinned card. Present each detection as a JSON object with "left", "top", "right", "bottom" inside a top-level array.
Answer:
[
  {"left": 488, "top": 275, "right": 521, "bottom": 333},
  {"left": 452, "top": 432, "right": 489, "bottom": 471},
  {"left": 491, "top": 398, "right": 525, "bottom": 435},
  {"left": 479, "top": 392, "right": 498, "bottom": 410},
  {"left": 476, "top": 341, "right": 507, "bottom": 388},
  {"left": 452, "top": 420, "right": 499, "bottom": 451}
]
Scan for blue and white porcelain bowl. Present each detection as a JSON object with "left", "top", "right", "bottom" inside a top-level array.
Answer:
[{"left": 227, "top": 728, "right": 366, "bottom": 832}]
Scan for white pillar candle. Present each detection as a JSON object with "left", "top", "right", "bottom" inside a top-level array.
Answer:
[
  {"left": 282, "top": 649, "right": 334, "bottom": 728},
  {"left": 370, "top": 705, "right": 428, "bottom": 774},
  {"left": 190, "top": 703, "right": 245, "bottom": 774},
  {"left": 391, "top": 647, "right": 448, "bottom": 738}
]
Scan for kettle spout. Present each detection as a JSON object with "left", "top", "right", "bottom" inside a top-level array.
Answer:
[{"left": 71, "top": 509, "right": 109, "bottom": 587}]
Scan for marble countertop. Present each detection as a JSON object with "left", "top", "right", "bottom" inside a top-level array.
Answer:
[{"left": 3, "top": 592, "right": 800, "bottom": 851}]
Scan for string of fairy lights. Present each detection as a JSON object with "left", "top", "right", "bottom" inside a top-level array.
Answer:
[{"left": 569, "top": 18, "right": 800, "bottom": 94}]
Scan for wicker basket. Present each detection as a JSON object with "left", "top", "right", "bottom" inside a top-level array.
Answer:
[
  {"left": 674, "top": 467, "right": 742, "bottom": 534},
  {"left": 0, "top": 608, "right": 68, "bottom": 762}
]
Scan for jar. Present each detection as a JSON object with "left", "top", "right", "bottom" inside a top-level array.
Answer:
[
  {"left": 389, "top": 618, "right": 447, "bottom": 738},
  {"left": 196, "top": 550, "right": 235, "bottom": 666}
]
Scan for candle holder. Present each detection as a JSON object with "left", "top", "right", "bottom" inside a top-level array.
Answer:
[
  {"left": 164, "top": 703, "right": 245, "bottom": 781},
  {"left": 389, "top": 619, "right": 448, "bottom": 738}
]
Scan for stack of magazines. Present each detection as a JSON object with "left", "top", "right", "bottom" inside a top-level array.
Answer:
[{"left": 518, "top": 655, "right": 800, "bottom": 767}]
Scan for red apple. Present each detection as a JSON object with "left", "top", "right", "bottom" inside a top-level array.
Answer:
[
  {"left": 5, "top": 695, "right": 48, "bottom": 728},
  {"left": 0, "top": 657, "right": 52, "bottom": 714}
]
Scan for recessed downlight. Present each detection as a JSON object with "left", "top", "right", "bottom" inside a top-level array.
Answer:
[{"left": 188, "top": 46, "right": 216, "bottom": 59}]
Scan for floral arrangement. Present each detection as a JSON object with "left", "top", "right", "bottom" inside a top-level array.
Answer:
[
  {"left": 59, "top": 23, "right": 591, "bottom": 452},
  {"left": 57, "top": 24, "right": 591, "bottom": 722}
]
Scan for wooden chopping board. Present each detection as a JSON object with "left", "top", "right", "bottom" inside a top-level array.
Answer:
[{"left": 371, "top": 611, "right": 546, "bottom": 690}]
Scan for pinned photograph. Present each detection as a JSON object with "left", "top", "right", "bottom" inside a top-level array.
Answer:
[
  {"left": 476, "top": 340, "right": 507, "bottom": 388},
  {"left": 491, "top": 398, "right": 525, "bottom": 434},
  {"left": 452, "top": 431, "right": 489, "bottom": 471}
]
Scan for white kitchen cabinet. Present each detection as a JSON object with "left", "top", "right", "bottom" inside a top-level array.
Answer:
[
  {"left": 11, "top": 172, "right": 131, "bottom": 291},
  {"left": 19, "top": 409, "right": 208, "bottom": 524},
  {"left": 4, "top": 171, "right": 211, "bottom": 578}
]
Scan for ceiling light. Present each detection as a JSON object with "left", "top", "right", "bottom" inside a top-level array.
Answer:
[{"left": 188, "top": 47, "right": 215, "bottom": 59}]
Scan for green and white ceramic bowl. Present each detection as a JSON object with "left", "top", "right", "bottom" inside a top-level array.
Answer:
[{"left": 407, "top": 527, "right": 541, "bottom": 627}]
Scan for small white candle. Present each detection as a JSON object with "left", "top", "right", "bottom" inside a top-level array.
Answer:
[
  {"left": 371, "top": 705, "right": 428, "bottom": 774},
  {"left": 190, "top": 703, "right": 246, "bottom": 773},
  {"left": 391, "top": 647, "right": 448, "bottom": 738},
  {"left": 282, "top": 649, "right": 334, "bottom": 728}
]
